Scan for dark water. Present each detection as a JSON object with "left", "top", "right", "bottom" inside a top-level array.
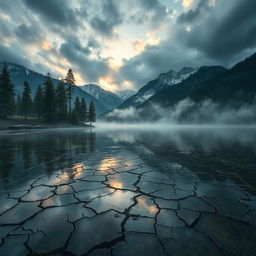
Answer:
[{"left": 0, "top": 127, "right": 255, "bottom": 255}]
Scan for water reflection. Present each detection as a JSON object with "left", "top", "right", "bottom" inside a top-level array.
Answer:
[
  {"left": 0, "top": 138, "right": 15, "bottom": 184},
  {"left": 98, "top": 157, "right": 119, "bottom": 172},
  {"left": 0, "top": 126, "right": 256, "bottom": 255},
  {"left": 109, "top": 181, "right": 123, "bottom": 189},
  {"left": 0, "top": 129, "right": 96, "bottom": 189},
  {"left": 1, "top": 127, "right": 256, "bottom": 193},
  {"left": 103, "top": 127, "right": 256, "bottom": 193}
]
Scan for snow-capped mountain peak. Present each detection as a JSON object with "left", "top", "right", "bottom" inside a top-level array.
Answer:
[
  {"left": 118, "top": 66, "right": 197, "bottom": 109},
  {"left": 116, "top": 89, "right": 136, "bottom": 100},
  {"left": 158, "top": 67, "right": 197, "bottom": 86},
  {"left": 80, "top": 84, "right": 124, "bottom": 110}
]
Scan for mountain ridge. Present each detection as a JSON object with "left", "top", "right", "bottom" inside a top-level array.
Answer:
[
  {"left": 138, "top": 53, "right": 256, "bottom": 121},
  {"left": 0, "top": 62, "right": 108, "bottom": 114},
  {"left": 118, "top": 66, "right": 197, "bottom": 109},
  {"left": 79, "top": 83, "right": 123, "bottom": 110}
]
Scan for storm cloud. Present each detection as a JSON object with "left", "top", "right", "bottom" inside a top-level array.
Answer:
[
  {"left": 23, "top": 0, "right": 79, "bottom": 28},
  {"left": 89, "top": 0, "right": 123, "bottom": 37},
  {"left": 178, "top": 0, "right": 256, "bottom": 60},
  {"left": 0, "top": 0, "right": 256, "bottom": 90},
  {"left": 59, "top": 36, "right": 110, "bottom": 82}
]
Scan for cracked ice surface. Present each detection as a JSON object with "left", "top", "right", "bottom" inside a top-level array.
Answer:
[{"left": 0, "top": 128, "right": 256, "bottom": 255}]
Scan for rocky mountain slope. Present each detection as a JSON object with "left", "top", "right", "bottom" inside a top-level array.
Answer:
[
  {"left": 80, "top": 83, "right": 123, "bottom": 110},
  {"left": 118, "top": 67, "right": 197, "bottom": 109}
]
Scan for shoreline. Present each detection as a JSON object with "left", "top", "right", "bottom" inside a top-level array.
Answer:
[
  {"left": 0, "top": 125, "right": 95, "bottom": 136},
  {"left": 0, "top": 122, "right": 94, "bottom": 131},
  {"left": 0, "top": 116, "right": 95, "bottom": 131}
]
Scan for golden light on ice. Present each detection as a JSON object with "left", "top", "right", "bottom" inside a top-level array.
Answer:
[
  {"left": 110, "top": 181, "right": 123, "bottom": 189},
  {"left": 98, "top": 157, "right": 119, "bottom": 171},
  {"left": 137, "top": 197, "right": 158, "bottom": 214}
]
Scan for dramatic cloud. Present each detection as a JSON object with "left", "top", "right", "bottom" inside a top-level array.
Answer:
[
  {"left": 130, "top": 0, "right": 169, "bottom": 27},
  {"left": 177, "top": 0, "right": 211, "bottom": 24},
  {"left": 14, "top": 23, "right": 43, "bottom": 44},
  {"left": 0, "top": 0, "right": 256, "bottom": 91},
  {"left": 23, "top": 0, "right": 79, "bottom": 28},
  {"left": 0, "top": 44, "right": 32, "bottom": 68},
  {"left": 178, "top": 0, "right": 256, "bottom": 60},
  {"left": 59, "top": 36, "right": 110, "bottom": 82},
  {"left": 89, "top": 0, "right": 123, "bottom": 37}
]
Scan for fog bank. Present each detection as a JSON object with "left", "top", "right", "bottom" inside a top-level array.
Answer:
[{"left": 104, "top": 97, "right": 256, "bottom": 125}]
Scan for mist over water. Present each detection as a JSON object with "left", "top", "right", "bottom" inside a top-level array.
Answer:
[
  {"left": 95, "top": 123, "right": 256, "bottom": 151},
  {"left": 104, "top": 98, "right": 256, "bottom": 124},
  {"left": 96, "top": 120, "right": 256, "bottom": 131}
]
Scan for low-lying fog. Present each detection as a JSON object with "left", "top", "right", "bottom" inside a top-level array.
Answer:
[
  {"left": 105, "top": 99, "right": 256, "bottom": 124},
  {"left": 95, "top": 122, "right": 256, "bottom": 151}
]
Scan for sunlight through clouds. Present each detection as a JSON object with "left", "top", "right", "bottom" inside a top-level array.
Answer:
[
  {"left": 0, "top": 0, "right": 255, "bottom": 91},
  {"left": 182, "top": 0, "right": 197, "bottom": 9},
  {"left": 41, "top": 40, "right": 52, "bottom": 50}
]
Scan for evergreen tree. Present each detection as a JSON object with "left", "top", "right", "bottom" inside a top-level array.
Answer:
[
  {"left": 16, "top": 95, "right": 22, "bottom": 115},
  {"left": 56, "top": 81, "right": 68, "bottom": 121},
  {"left": 74, "top": 97, "right": 81, "bottom": 121},
  {"left": 0, "top": 63, "right": 15, "bottom": 119},
  {"left": 21, "top": 81, "right": 32, "bottom": 120},
  {"left": 63, "top": 69, "right": 76, "bottom": 117},
  {"left": 88, "top": 100, "right": 96, "bottom": 125},
  {"left": 33, "top": 85, "right": 44, "bottom": 120},
  {"left": 80, "top": 97, "right": 87, "bottom": 122},
  {"left": 70, "top": 108, "right": 79, "bottom": 124},
  {"left": 43, "top": 73, "right": 56, "bottom": 123}
]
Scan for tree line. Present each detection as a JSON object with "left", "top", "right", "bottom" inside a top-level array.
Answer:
[{"left": 0, "top": 63, "right": 96, "bottom": 125}]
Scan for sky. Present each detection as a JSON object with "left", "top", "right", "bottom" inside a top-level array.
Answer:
[{"left": 0, "top": 0, "right": 256, "bottom": 92}]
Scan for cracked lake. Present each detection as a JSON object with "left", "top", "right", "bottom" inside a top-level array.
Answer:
[{"left": 0, "top": 126, "right": 256, "bottom": 256}]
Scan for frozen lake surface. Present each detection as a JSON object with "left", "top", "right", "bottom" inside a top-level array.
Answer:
[{"left": 0, "top": 126, "right": 256, "bottom": 255}]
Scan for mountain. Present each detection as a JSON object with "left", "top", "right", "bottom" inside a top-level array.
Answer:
[
  {"left": 118, "top": 67, "right": 197, "bottom": 109},
  {"left": 80, "top": 83, "right": 123, "bottom": 110},
  {"left": 144, "top": 52, "right": 256, "bottom": 110},
  {"left": 142, "top": 65, "right": 227, "bottom": 109},
  {"left": 116, "top": 89, "right": 136, "bottom": 100},
  {"left": 189, "top": 53, "right": 256, "bottom": 105},
  {"left": 0, "top": 63, "right": 107, "bottom": 114}
]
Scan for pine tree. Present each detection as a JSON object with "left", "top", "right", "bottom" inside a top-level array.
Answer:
[
  {"left": 21, "top": 81, "right": 32, "bottom": 120},
  {"left": 88, "top": 100, "right": 96, "bottom": 125},
  {"left": 16, "top": 95, "right": 22, "bottom": 115},
  {"left": 43, "top": 73, "right": 56, "bottom": 123},
  {"left": 0, "top": 63, "right": 15, "bottom": 119},
  {"left": 80, "top": 97, "right": 87, "bottom": 122},
  {"left": 70, "top": 108, "right": 79, "bottom": 124},
  {"left": 33, "top": 85, "right": 44, "bottom": 120},
  {"left": 56, "top": 81, "right": 68, "bottom": 122},
  {"left": 74, "top": 97, "right": 81, "bottom": 121},
  {"left": 63, "top": 69, "right": 76, "bottom": 117}
]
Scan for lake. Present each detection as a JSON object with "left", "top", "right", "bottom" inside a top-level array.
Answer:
[{"left": 0, "top": 125, "right": 256, "bottom": 255}]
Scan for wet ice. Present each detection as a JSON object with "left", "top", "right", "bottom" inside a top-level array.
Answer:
[{"left": 0, "top": 127, "right": 256, "bottom": 255}]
